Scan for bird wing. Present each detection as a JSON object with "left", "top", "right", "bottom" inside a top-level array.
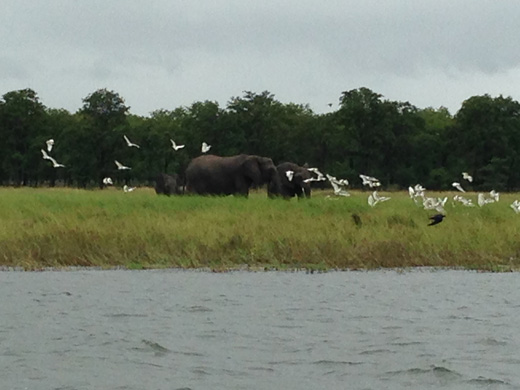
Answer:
[{"left": 41, "top": 149, "right": 51, "bottom": 160}]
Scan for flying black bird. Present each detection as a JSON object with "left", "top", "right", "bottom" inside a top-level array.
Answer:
[{"left": 428, "top": 214, "right": 445, "bottom": 226}]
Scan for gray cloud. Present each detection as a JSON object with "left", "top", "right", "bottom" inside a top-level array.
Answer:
[{"left": 2, "top": 0, "right": 520, "bottom": 115}]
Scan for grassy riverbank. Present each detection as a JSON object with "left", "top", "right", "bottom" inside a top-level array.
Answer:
[{"left": 1, "top": 187, "right": 520, "bottom": 271}]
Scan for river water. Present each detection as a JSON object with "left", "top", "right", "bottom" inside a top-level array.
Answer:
[{"left": 1, "top": 269, "right": 520, "bottom": 389}]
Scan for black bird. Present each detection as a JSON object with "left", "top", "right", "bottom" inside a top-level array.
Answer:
[
  {"left": 352, "top": 213, "right": 362, "bottom": 227},
  {"left": 428, "top": 214, "right": 445, "bottom": 226}
]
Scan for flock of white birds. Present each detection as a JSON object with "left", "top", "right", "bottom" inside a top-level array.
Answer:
[
  {"left": 39, "top": 136, "right": 212, "bottom": 192},
  {"left": 286, "top": 167, "right": 520, "bottom": 215},
  {"left": 38, "top": 135, "right": 520, "bottom": 213}
]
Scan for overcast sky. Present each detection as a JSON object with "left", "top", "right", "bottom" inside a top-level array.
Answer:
[{"left": 2, "top": 0, "right": 520, "bottom": 116}]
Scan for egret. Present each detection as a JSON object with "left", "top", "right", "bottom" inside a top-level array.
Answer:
[
  {"left": 452, "top": 182, "right": 465, "bottom": 192},
  {"left": 359, "top": 174, "right": 381, "bottom": 188},
  {"left": 123, "top": 185, "right": 136, "bottom": 193},
  {"left": 123, "top": 135, "right": 140, "bottom": 148},
  {"left": 326, "top": 174, "right": 350, "bottom": 197},
  {"left": 170, "top": 139, "right": 185, "bottom": 151},
  {"left": 462, "top": 172, "right": 473, "bottom": 182},
  {"left": 103, "top": 177, "right": 113, "bottom": 185},
  {"left": 115, "top": 160, "right": 131, "bottom": 170},
  {"left": 303, "top": 168, "right": 326, "bottom": 182},
  {"left": 285, "top": 170, "right": 294, "bottom": 182},
  {"left": 46, "top": 139, "right": 54, "bottom": 152},
  {"left": 201, "top": 142, "right": 211, "bottom": 153},
  {"left": 510, "top": 200, "right": 520, "bottom": 214},
  {"left": 41, "top": 149, "right": 65, "bottom": 167}
]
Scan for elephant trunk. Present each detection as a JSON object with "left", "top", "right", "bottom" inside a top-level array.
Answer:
[{"left": 267, "top": 167, "right": 282, "bottom": 197}]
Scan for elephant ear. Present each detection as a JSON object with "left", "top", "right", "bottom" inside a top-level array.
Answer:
[{"left": 243, "top": 156, "right": 263, "bottom": 185}]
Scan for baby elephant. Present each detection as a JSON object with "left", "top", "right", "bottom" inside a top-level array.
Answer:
[
  {"left": 268, "top": 162, "right": 313, "bottom": 200},
  {"left": 155, "top": 173, "right": 183, "bottom": 196}
]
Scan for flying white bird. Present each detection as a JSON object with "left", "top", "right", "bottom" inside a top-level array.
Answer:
[
  {"left": 115, "top": 160, "right": 131, "bottom": 170},
  {"left": 40, "top": 148, "right": 65, "bottom": 167},
  {"left": 453, "top": 195, "right": 474, "bottom": 207},
  {"left": 123, "top": 185, "right": 136, "bottom": 193},
  {"left": 359, "top": 174, "right": 381, "bottom": 188},
  {"left": 41, "top": 149, "right": 52, "bottom": 161},
  {"left": 368, "top": 194, "right": 376, "bottom": 207},
  {"left": 409, "top": 184, "right": 426, "bottom": 203},
  {"left": 170, "top": 139, "right": 185, "bottom": 151},
  {"left": 123, "top": 135, "right": 140, "bottom": 148},
  {"left": 510, "top": 200, "right": 520, "bottom": 214},
  {"left": 452, "top": 182, "right": 466, "bottom": 193},
  {"left": 423, "top": 196, "right": 447, "bottom": 213},
  {"left": 46, "top": 139, "right": 54, "bottom": 152},
  {"left": 303, "top": 167, "right": 326, "bottom": 183},
  {"left": 201, "top": 142, "right": 211, "bottom": 153},
  {"left": 103, "top": 177, "right": 113, "bottom": 185},
  {"left": 372, "top": 191, "right": 391, "bottom": 203},
  {"left": 462, "top": 172, "right": 473, "bottom": 182},
  {"left": 489, "top": 190, "right": 499, "bottom": 202},
  {"left": 326, "top": 174, "right": 350, "bottom": 196},
  {"left": 50, "top": 159, "right": 65, "bottom": 168},
  {"left": 285, "top": 170, "right": 294, "bottom": 182},
  {"left": 367, "top": 191, "right": 390, "bottom": 207}
]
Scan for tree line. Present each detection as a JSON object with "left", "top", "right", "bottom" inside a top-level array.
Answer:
[{"left": 1, "top": 87, "right": 520, "bottom": 191}]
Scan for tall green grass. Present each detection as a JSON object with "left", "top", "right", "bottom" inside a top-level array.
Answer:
[{"left": 1, "top": 187, "right": 520, "bottom": 271}]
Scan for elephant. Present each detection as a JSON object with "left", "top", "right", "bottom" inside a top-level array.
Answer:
[
  {"left": 268, "top": 162, "right": 313, "bottom": 199},
  {"left": 155, "top": 173, "right": 183, "bottom": 196},
  {"left": 185, "top": 154, "right": 281, "bottom": 197}
]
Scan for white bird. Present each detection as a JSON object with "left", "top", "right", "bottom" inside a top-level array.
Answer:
[
  {"left": 367, "top": 191, "right": 390, "bottom": 207},
  {"left": 462, "top": 172, "right": 473, "bottom": 182},
  {"left": 423, "top": 196, "right": 447, "bottom": 213},
  {"left": 453, "top": 195, "right": 474, "bottom": 207},
  {"left": 409, "top": 184, "right": 426, "bottom": 203},
  {"left": 372, "top": 191, "right": 391, "bottom": 203},
  {"left": 303, "top": 167, "right": 326, "bottom": 183},
  {"left": 103, "top": 177, "right": 113, "bottom": 185},
  {"left": 123, "top": 185, "right": 136, "bottom": 193},
  {"left": 170, "top": 139, "right": 185, "bottom": 151},
  {"left": 41, "top": 149, "right": 65, "bottom": 167},
  {"left": 123, "top": 135, "right": 140, "bottom": 148},
  {"left": 510, "top": 200, "right": 520, "bottom": 214},
  {"left": 368, "top": 194, "right": 376, "bottom": 207},
  {"left": 285, "top": 170, "right": 294, "bottom": 182},
  {"left": 452, "top": 182, "right": 466, "bottom": 193},
  {"left": 489, "top": 190, "right": 499, "bottom": 202},
  {"left": 326, "top": 174, "right": 350, "bottom": 197},
  {"left": 46, "top": 139, "right": 54, "bottom": 152},
  {"left": 41, "top": 149, "right": 52, "bottom": 161},
  {"left": 359, "top": 174, "right": 381, "bottom": 188},
  {"left": 201, "top": 142, "right": 211, "bottom": 153},
  {"left": 115, "top": 160, "right": 131, "bottom": 170}
]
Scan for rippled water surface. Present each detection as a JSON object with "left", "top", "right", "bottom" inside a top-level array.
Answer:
[{"left": 2, "top": 269, "right": 520, "bottom": 389}]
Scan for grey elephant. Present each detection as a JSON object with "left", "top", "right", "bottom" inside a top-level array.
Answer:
[
  {"left": 155, "top": 173, "right": 183, "bottom": 196},
  {"left": 185, "top": 154, "right": 281, "bottom": 197},
  {"left": 268, "top": 162, "right": 313, "bottom": 199}
]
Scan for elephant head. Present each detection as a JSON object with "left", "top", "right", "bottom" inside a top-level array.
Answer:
[{"left": 243, "top": 155, "right": 280, "bottom": 189}]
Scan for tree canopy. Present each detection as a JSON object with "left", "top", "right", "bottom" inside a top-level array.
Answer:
[{"left": 1, "top": 87, "right": 520, "bottom": 191}]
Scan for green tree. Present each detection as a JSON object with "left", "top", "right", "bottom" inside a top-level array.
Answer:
[
  {"left": 78, "top": 88, "right": 130, "bottom": 187},
  {"left": 450, "top": 94, "right": 520, "bottom": 190},
  {"left": 0, "top": 89, "right": 47, "bottom": 185}
]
